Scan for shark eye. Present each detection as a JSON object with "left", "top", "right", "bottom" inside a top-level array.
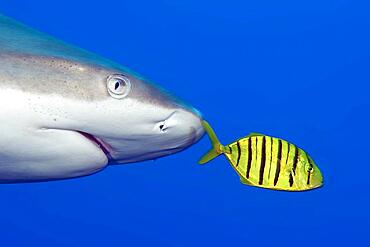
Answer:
[{"left": 106, "top": 74, "right": 131, "bottom": 99}]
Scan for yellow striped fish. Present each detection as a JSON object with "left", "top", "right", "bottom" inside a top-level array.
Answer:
[{"left": 199, "top": 121, "right": 323, "bottom": 191}]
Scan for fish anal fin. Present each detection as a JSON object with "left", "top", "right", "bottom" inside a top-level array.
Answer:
[{"left": 240, "top": 177, "right": 253, "bottom": 186}]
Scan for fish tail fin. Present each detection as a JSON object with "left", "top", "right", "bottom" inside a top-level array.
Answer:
[
  {"left": 198, "top": 148, "right": 221, "bottom": 164},
  {"left": 198, "top": 121, "right": 226, "bottom": 165}
]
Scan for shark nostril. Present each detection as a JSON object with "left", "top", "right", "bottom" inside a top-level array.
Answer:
[
  {"left": 156, "top": 111, "right": 177, "bottom": 133},
  {"left": 159, "top": 123, "right": 168, "bottom": 132}
]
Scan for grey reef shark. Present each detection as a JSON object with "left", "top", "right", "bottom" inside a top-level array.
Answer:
[{"left": 0, "top": 14, "right": 204, "bottom": 182}]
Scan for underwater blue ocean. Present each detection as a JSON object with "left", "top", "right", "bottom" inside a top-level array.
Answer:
[{"left": 0, "top": 0, "right": 369, "bottom": 246}]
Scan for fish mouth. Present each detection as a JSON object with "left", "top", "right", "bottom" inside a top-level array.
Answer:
[{"left": 311, "top": 183, "right": 324, "bottom": 190}]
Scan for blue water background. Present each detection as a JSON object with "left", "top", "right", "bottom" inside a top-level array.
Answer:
[{"left": 0, "top": 1, "right": 369, "bottom": 246}]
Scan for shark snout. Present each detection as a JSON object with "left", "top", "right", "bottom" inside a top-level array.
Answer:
[
  {"left": 158, "top": 108, "right": 204, "bottom": 148},
  {"left": 102, "top": 105, "right": 205, "bottom": 163}
]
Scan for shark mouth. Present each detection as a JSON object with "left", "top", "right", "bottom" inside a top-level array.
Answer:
[{"left": 76, "top": 131, "right": 113, "bottom": 161}]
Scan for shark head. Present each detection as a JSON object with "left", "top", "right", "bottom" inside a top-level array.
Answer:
[
  {"left": 0, "top": 14, "right": 205, "bottom": 182},
  {"left": 32, "top": 56, "right": 206, "bottom": 164},
  {"left": 68, "top": 68, "right": 205, "bottom": 163},
  {"left": 1, "top": 53, "right": 205, "bottom": 165}
]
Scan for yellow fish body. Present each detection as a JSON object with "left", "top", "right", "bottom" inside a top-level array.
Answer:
[{"left": 199, "top": 121, "right": 323, "bottom": 191}]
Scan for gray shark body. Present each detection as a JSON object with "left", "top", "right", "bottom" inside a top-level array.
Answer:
[{"left": 0, "top": 14, "right": 203, "bottom": 182}]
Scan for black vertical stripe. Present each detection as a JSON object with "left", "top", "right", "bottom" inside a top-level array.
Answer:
[
  {"left": 246, "top": 138, "right": 252, "bottom": 178},
  {"left": 259, "top": 136, "right": 266, "bottom": 185},
  {"left": 289, "top": 173, "right": 294, "bottom": 187},
  {"left": 286, "top": 143, "right": 290, "bottom": 166},
  {"left": 306, "top": 154, "right": 313, "bottom": 185},
  {"left": 254, "top": 137, "right": 258, "bottom": 171},
  {"left": 228, "top": 146, "right": 232, "bottom": 154},
  {"left": 268, "top": 137, "right": 273, "bottom": 180},
  {"left": 236, "top": 141, "right": 241, "bottom": 167},
  {"left": 292, "top": 146, "right": 299, "bottom": 175},
  {"left": 287, "top": 143, "right": 294, "bottom": 187},
  {"left": 274, "top": 140, "right": 282, "bottom": 186}
]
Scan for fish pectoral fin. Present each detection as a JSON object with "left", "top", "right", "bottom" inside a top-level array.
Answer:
[
  {"left": 246, "top": 132, "right": 265, "bottom": 138},
  {"left": 240, "top": 177, "right": 253, "bottom": 186}
]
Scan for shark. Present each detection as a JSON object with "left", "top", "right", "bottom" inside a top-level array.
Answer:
[{"left": 0, "top": 14, "right": 204, "bottom": 182}]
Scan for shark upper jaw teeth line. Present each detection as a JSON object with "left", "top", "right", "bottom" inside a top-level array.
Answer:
[{"left": 76, "top": 131, "right": 113, "bottom": 161}]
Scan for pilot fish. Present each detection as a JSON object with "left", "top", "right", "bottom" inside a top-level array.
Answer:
[{"left": 199, "top": 121, "right": 323, "bottom": 191}]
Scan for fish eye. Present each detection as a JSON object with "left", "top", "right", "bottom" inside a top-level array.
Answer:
[
  {"left": 106, "top": 74, "right": 131, "bottom": 99},
  {"left": 307, "top": 165, "right": 313, "bottom": 173}
]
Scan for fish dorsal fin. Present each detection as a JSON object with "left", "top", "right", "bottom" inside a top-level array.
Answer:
[{"left": 246, "top": 132, "right": 265, "bottom": 138}]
